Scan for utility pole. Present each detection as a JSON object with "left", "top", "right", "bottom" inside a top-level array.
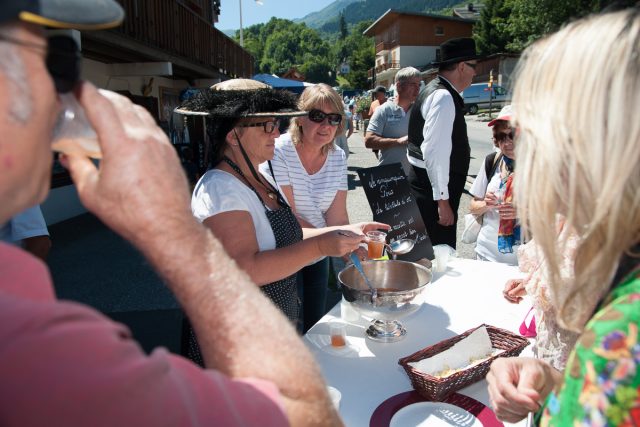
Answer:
[
  {"left": 488, "top": 68, "right": 494, "bottom": 119},
  {"left": 239, "top": 0, "right": 263, "bottom": 48},
  {"left": 239, "top": 0, "right": 244, "bottom": 47}
]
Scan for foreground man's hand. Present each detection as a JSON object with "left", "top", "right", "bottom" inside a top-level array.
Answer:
[{"left": 61, "top": 82, "right": 190, "bottom": 245}]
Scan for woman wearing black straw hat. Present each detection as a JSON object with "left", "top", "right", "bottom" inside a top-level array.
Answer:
[{"left": 178, "top": 79, "right": 388, "bottom": 328}]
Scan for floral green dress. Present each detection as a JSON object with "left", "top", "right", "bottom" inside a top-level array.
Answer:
[{"left": 539, "top": 268, "right": 640, "bottom": 426}]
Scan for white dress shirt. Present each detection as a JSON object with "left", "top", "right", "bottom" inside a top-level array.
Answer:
[{"left": 406, "top": 76, "right": 457, "bottom": 200}]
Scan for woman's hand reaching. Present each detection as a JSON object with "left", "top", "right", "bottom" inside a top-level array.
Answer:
[
  {"left": 503, "top": 279, "right": 526, "bottom": 303},
  {"left": 316, "top": 230, "right": 365, "bottom": 258},
  {"left": 487, "top": 357, "right": 562, "bottom": 423}
]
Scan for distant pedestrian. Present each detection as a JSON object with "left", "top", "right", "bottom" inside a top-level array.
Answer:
[
  {"left": 407, "top": 38, "right": 479, "bottom": 248},
  {"left": 368, "top": 85, "right": 387, "bottom": 117},
  {"left": 365, "top": 67, "right": 421, "bottom": 176}
]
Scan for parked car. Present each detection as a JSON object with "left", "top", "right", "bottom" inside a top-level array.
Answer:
[{"left": 462, "top": 83, "right": 511, "bottom": 115}]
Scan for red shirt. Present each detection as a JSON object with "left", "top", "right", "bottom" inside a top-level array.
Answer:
[{"left": 0, "top": 242, "right": 288, "bottom": 427}]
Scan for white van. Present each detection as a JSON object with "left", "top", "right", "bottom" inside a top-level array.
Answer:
[{"left": 462, "top": 83, "right": 511, "bottom": 115}]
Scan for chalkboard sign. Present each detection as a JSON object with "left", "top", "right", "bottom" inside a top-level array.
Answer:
[{"left": 358, "top": 164, "right": 434, "bottom": 261}]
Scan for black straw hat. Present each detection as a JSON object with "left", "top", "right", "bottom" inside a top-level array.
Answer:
[
  {"left": 0, "top": 0, "right": 124, "bottom": 30},
  {"left": 175, "top": 79, "right": 306, "bottom": 118},
  {"left": 431, "top": 37, "right": 481, "bottom": 66}
]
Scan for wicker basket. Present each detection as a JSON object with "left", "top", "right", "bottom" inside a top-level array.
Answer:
[{"left": 398, "top": 324, "right": 530, "bottom": 401}]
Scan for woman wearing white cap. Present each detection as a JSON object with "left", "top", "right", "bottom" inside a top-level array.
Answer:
[{"left": 468, "top": 105, "right": 520, "bottom": 265}]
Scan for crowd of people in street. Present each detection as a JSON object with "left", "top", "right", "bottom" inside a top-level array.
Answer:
[{"left": 1, "top": 0, "right": 639, "bottom": 425}]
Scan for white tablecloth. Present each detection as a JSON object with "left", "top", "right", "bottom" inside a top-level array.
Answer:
[{"left": 304, "top": 258, "right": 533, "bottom": 427}]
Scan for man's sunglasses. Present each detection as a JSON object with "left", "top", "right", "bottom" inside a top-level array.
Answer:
[
  {"left": 239, "top": 119, "right": 280, "bottom": 134},
  {"left": 0, "top": 34, "right": 81, "bottom": 93},
  {"left": 464, "top": 62, "right": 478, "bottom": 70},
  {"left": 494, "top": 128, "right": 516, "bottom": 143},
  {"left": 308, "top": 109, "right": 342, "bottom": 126}
]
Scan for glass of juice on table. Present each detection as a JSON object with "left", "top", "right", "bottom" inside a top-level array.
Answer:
[
  {"left": 366, "top": 231, "right": 387, "bottom": 259},
  {"left": 329, "top": 322, "right": 347, "bottom": 348}
]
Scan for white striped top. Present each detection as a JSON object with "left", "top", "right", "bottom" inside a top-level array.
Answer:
[{"left": 262, "top": 133, "right": 348, "bottom": 228}]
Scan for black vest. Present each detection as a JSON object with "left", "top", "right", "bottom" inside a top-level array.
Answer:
[{"left": 407, "top": 76, "right": 470, "bottom": 176}]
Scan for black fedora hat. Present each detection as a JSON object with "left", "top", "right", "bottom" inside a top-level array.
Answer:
[
  {"left": 175, "top": 79, "right": 306, "bottom": 118},
  {"left": 431, "top": 37, "right": 481, "bottom": 66}
]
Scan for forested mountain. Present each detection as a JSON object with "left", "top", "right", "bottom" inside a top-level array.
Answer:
[
  {"left": 298, "top": 0, "right": 463, "bottom": 31},
  {"left": 293, "top": 0, "right": 361, "bottom": 29}
]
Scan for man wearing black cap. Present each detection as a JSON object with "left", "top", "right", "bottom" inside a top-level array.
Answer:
[
  {"left": 368, "top": 85, "right": 388, "bottom": 117},
  {"left": 406, "top": 37, "right": 479, "bottom": 248},
  {"left": 0, "top": 1, "right": 341, "bottom": 426},
  {"left": 367, "top": 85, "right": 387, "bottom": 158}
]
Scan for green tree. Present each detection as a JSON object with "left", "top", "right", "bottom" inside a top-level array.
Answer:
[
  {"left": 474, "top": 0, "right": 512, "bottom": 55},
  {"left": 474, "top": 0, "right": 625, "bottom": 54},
  {"left": 339, "top": 13, "right": 348, "bottom": 39},
  {"left": 335, "top": 20, "right": 374, "bottom": 89},
  {"left": 232, "top": 17, "right": 374, "bottom": 88},
  {"left": 505, "top": 0, "right": 608, "bottom": 51}
]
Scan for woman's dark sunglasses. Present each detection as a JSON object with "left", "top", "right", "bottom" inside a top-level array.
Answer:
[
  {"left": 0, "top": 34, "right": 81, "bottom": 93},
  {"left": 494, "top": 128, "right": 516, "bottom": 143},
  {"left": 239, "top": 119, "right": 280, "bottom": 134},
  {"left": 308, "top": 109, "right": 342, "bottom": 126}
]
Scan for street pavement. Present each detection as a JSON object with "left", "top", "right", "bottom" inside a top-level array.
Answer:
[{"left": 46, "top": 114, "right": 494, "bottom": 351}]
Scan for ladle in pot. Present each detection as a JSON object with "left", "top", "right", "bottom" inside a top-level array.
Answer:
[
  {"left": 385, "top": 238, "right": 416, "bottom": 260},
  {"left": 349, "top": 252, "right": 377, "bottom": 303}
]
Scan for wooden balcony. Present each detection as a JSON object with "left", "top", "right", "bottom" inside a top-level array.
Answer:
[
  {"left": 375, "top": 61, "right": 400, "bottom": 74},
  {"left": 375, "top": 41, "right": 396, "bottom": 52},
  {"left": 97, "top": 0, "right": 253, "bottom": 78}
]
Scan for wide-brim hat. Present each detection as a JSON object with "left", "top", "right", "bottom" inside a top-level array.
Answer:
[
  {"left": 431, "top": 37, "right": 481, "bottom": 66},
  {"left": 1, "top": 0, "right": 124, "bottom": 30},
  {"left": 175, "top": 78, "right": 306, "bottom": 118},
  {"left": 488, "top": 105, "right": 513, "bottom": 127}
]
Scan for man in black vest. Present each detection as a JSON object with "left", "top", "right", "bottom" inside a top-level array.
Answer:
[{"left": 406, "top": 38, "right": 479, "bottom": 248}]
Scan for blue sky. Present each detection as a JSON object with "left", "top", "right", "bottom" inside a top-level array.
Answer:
[{"left": 216, "top": 0, "right": 336, "bottom": 31}]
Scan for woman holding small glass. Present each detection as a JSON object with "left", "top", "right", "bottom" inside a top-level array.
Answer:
[
  {"left": 180, "top": 79, "right": 385, "bottom": 326},
  {"left": 265, "top": 84, "right": 389, "bottom": 332},
  {"left": 468, "top": 105, "right": 520, "bottom": 265}
]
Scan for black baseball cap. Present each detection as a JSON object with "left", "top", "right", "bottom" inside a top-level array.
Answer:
[{"left": 0, "top": 0, "right": 124, "bottom": 30}]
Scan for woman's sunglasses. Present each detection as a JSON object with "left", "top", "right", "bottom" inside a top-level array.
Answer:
[
  {"left": 239, "top": 119, "right": 280, "bottom": 134},
  {"left": 494, "top": 128, "right": 516, "bottom": 143},
  {"left": 0, "top": 34, "right": 80, "bottom": 93},
  {"left": 308, "top": 109, "right": 342, "bottom": 126}
]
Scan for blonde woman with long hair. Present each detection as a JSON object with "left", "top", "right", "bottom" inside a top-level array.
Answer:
[{"left": 486, "top": 7, "right": 640, "bottom": 426}]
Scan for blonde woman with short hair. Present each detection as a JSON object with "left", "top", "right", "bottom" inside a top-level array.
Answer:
[
  {"left": 486, "top": 8, "right": 640, "bottom": 425},
  {"left": 264, "top": 84, "right": 367, "bottom": 332}
]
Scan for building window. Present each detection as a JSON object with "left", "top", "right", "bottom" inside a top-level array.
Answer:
[{"left": 435, "top": 26, "right": 444, "bottom": 36}]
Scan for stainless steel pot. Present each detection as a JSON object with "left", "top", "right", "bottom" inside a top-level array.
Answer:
[{"left": 338, "top": 260, "right": 432, "bottom": 342}]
